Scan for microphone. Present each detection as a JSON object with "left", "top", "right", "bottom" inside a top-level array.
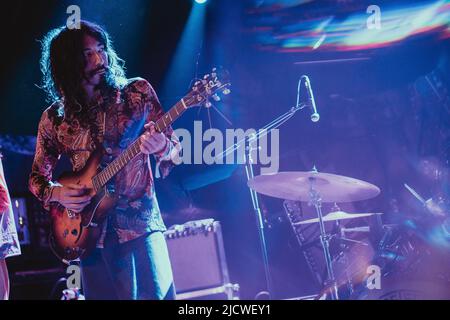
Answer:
[{"left": 300, "top": 75, "right": 320, "bottom": 122}]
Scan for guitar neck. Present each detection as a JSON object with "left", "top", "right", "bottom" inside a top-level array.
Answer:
[{"left": 92, "top": 98, "right": 188, "bottom": 190}]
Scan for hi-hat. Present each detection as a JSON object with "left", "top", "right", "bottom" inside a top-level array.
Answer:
[
  {"left": 247, "top": 171, "right": 380, "bottom": 203},
  {"left": 294, "top": 210, "right": 383, "bottom": 225}
]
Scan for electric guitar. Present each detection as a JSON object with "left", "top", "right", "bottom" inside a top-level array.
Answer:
[{"left": 49, "top": 68, "right": 230, "bottom": 263}]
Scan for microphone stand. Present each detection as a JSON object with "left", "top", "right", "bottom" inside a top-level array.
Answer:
[
  {"left": 216, "top": 100, "right": 309, "bottom": 299},
  {"left": 244, "top": 139, "right": 273, "bottom": 299}
]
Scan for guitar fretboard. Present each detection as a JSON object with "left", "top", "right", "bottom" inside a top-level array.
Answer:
[{"left": 91, "top": 98, "right": 189, "bottom": 191}]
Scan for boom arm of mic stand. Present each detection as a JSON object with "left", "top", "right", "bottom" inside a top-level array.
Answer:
[{"left": 215, "top": 103, "right": 308, "bottom": 161}]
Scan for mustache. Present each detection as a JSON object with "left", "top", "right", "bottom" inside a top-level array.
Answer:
[{"left": 89, "top": 66, "right": 107, "bottom": 77}]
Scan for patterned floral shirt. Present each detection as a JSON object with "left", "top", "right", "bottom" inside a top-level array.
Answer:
[{"left": 29, "top": 78, "right": 179, "bottom": 247}]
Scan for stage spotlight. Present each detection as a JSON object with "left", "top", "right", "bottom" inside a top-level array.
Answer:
[{"left": 195, "top": 0, "right": 208, "bottom": 4}]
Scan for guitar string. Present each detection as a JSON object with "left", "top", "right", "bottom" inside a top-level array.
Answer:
[{"left": 92, "top": 86, "right": 216, "bottom": 189}]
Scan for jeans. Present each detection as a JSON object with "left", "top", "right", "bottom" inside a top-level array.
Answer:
[{"left": 80, "top": 231, "right": 175, "bottom": 300}]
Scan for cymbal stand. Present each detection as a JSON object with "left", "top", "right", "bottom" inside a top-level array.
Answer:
[
  {"left": 215, "top": 102, "right": 309, "bottom": 299},
  {"left": 308, "top": 170, "right": 339, "bottom": 300}
]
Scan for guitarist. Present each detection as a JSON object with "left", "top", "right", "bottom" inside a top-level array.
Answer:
[{"left": 29, "top": 21, "right": 180, "bottom": 300}]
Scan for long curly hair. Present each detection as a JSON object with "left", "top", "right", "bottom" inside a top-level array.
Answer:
[{"left": 40, "top": 20, "right": 127, "bottom": 118}]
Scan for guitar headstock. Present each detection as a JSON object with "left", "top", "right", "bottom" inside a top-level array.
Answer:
[{"left": 184, "top": 67, "right": 231, "bottom": 109}]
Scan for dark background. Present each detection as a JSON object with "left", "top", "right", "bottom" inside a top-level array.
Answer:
[{"left": 1, "top": 0, "right": 449, "bottom": 299}]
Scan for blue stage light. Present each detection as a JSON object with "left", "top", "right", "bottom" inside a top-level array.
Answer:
[{"left": 195, "top": 0, "right": 208, "bottom": 4}]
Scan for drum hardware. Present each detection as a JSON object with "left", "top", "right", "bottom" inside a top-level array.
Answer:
[
  {"left": 340, "top": 226, "right": 371, "bottom": 233},
  {"left": 338, "top": 225, "right": 371, "bottom": 247},
  {"left": 306, "top": 168, "right": 339, "bottom": 300},
  {"left": 214, "top": 79, "right": 321, "bottom": 298},
  {"left": 354, "top": 220, "right": 450, "bottom": 299},
  {"left": 403, "top": 183, "right": 450, "bottom": 251},
  {"left": 248, "top": 171, "right": 380, "bottom": 203},
  {"left": 283, "top": 199, "right": 325, "bottom": 287},
  {"left": 249, "top": 169, "right": 381, "bottom": 300},
  {"left": 404, "top": 183, "right": 448, "bottom": 218},
  {"left": 294, "top": 211, "right": 382, "bottom": 225},
  {"left": 336, "top": 236, "right": 369, "bottom": 247}
]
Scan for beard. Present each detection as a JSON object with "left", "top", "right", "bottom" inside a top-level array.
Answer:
[
  {"left": 84, "top": 66, "right": 108, "bottom": 86},
  {"left": 93, "top": 74, "right": 108, "bottom": 91}
]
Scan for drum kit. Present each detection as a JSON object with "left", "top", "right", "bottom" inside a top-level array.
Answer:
[{"left": 247, "top": 168, "right": 450, "bottom": 300}]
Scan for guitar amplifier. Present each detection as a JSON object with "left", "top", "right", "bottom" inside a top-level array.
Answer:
[{"left": 164, "top": 219, "right": 239, "bottom": 300}]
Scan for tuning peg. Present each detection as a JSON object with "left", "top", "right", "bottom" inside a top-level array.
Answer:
[
  {"left": 222, "top": 88, "right": 231, "bottom": 95},
  {"left": 205, "top": 100, "right": 212, "bottom": 108},
  {"left": 212, "top": 94, "right": 221, "bottom": 102}
]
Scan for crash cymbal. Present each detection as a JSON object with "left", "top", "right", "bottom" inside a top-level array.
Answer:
[
  {"left": 294, "top": 210, "right": 383, "bottom": 225},
  {"left": 247, "top": 171, "right": 380, "bottom": 202}
]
